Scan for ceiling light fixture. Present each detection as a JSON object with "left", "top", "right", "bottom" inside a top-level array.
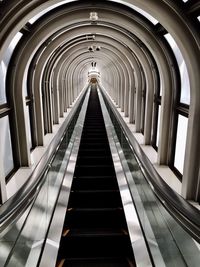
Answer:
[{"left": 90, "top": 12, "right": 98, "bottom": 21}]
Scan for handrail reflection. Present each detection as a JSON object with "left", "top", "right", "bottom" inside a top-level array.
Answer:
[
  {"left": 0, "top": 87, "right": 88, "bottom": 233},
  {"left": 100, "top": 85, "right": 200, "bottom": 243}
]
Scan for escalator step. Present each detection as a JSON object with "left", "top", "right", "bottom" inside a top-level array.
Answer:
[
  {"left": 64, "top": 208, "right": 127, "bottom": 228},
  {"left": 62, "top": 228, "right": 129, "bottom": 236},
  {"left": 59, "top": 234, "right": 133, "bottom": 258},
  {"left": 83, "top": 124, "right": 105, "bottom": 128},
  {"left": 71, "top": 177, "right": 118, "bottom": 190},
  {"left": 56, "top": 87, "right": 135, "bottom": 266},
  {"left": 81, "top": 133, "right": 108, "bottom": 139},
  {"left": 68, "top": 190, "right": 121, "bottom": 208},
  {"left": 82, "top": 128, "right": 106, "bottom": 133},
  {"left": 73, "top": 175, "right": 116, "bottom": 179},
  {"left": 57, "top": 257, "right": 135, "bottom": 267},
  {"left": 74, "top": 165, "right": 115, "bottom": 176},
  {"left": 80, "top": 137, "right": 109, "bottom": 143},
  {"left": 76, "top": 156, "right": 113, "bottom": 166},
  {"left": 78, "top": 149, "right": 111, "bottom": 157},
  {"left": 79, "top": 142, "right": 109, "bottom": 149}
]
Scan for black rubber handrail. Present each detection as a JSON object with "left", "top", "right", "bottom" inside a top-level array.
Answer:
[
  {"left": 0, "top": 87, "right": 88, "bottom": 233},
  {"left": 100, "top": 85, "right": 200, "bottom": 243}
]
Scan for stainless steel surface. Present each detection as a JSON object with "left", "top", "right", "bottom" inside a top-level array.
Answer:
[
  {"left": 0, "top": 86, "right": 88, "bottom": 233},
  {"left": 98, "top": 89, "right": 153, "bottom": 267},
  {"left": 0, "top": 87, "right": 90, "bottom": 267},
  {"left": 38, "top": 88, "right": 91, "bottom": 267},
  {"left": 99, "top": 86, "right": 200, "bottom": 243},
  {"left": 99, "top": 85, "right": 200, "bottom": 266}
]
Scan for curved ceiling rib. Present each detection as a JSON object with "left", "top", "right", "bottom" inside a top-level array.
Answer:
[
  {"left": 0, "top": 0, "right": 199, "bottom": 200},
  {"left": 0, "top": 0, "right": 200, "bottom": 246},
  {"left": 7, "top": 3, "right": 174, "bottom": 168}
]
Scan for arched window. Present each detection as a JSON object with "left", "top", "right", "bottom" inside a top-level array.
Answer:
[
  {"left": 164, "top": 33, "right": 189, "bottom": 178},
  {"left": 0, "top": 32, "right": 23, "bottom": 183}
]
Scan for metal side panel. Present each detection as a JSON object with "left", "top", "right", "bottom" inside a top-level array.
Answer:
[
  {"left": 99, "top": 86, "right": 200, "bottom": 242},
  {"left": 38, "top": 88, "right": 91, "bottom": 267},
  {"left": 0, "top": 85, "right": 89, "bottom": 233},
  {"left": 98, "top": 89, "right": 155, "bottom": 267},
  {"left": 2, "top": 88, "right": 90, "bottom": 267},
  {"left": 99, "top": 86, "right": 200, "bottom": 267}
]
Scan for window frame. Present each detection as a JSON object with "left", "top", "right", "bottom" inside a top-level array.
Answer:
[
  {"left": 169, "top": 103, "right": 189, "bottom": 180},
  {"left": 0, "top": 109, "right": 18, "bottom": 183}
]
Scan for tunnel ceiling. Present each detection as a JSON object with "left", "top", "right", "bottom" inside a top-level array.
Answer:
[
  {"left": 0, "top": 1, "right": 198, "bottom": 136},
  {"left": 0, "top": 1, "right": 199, "bottom": 144},
  {"left": 0, "top": 1, "right": 200, "bottom": 201},
  {"left": 1, "top": 1, "right": 160, "bottom": 80},
  {"left": 0, "top": 0, "right": 199, "bottom": 91}
]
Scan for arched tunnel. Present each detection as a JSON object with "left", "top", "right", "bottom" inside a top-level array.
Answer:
[{"left": 0, "top": 1, "right": 200, "bottom": 266}]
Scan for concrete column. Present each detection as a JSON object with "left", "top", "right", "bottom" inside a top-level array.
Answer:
[
  {"left": 51, "top": 69, "right": 59, "bottom": 124},
  {"left": 135, "top": 69, "right": 142, "bottom": 132},
  {"left": 124, "top": 78, "right": 129, "bottom": 117},
  {"left": 182, "top": 103, "right": 200, "bottom": 200},
  {"left": 120, "top": 77, "right": 125, "bottom": 112},
  {"left": 129, "top": 84, "right": 135, "bottom": 124},
  {"left": 0, "top": 158, "right": 7, "bottom": 202},
  {"left": 144, "top": 66, "right": 154, "bottom": 145}
]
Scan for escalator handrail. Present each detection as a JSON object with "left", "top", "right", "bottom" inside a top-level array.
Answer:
[
  {"left": 100, "top": 85, "right": 200, "bottom": 242},
  {"left": 0, "top": 86, "right": 88, "bottom": 232}
]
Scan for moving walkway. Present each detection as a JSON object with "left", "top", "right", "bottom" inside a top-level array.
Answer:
[{"left": 0, "top": 85, "right": 200, "bottom": 267}]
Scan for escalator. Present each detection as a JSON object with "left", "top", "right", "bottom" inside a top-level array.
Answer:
[
  {"left": 1, "top": 86, "right": 200, "bottom": 267},
  {"left": 56, "top": 87, "right": 135, "bottom": 266}
]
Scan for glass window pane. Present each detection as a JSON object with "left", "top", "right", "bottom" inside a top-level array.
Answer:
[
  {"left": 174, "top": 115, "right": 188, "bottom": 174},
  {"left": 0, "top": 61, "right": 7, "bottom": 104},
  {"left": 0, "top": 32, "right": 23, "bottom": 105},
  {"left": 198, "top": 16, "right": 200, "bottom": 22},
  {"left": 160, "top": 81, "right": 163, "bottom": 96},
  {"left": 164, "top": 33, "right": 190, "bottom": 105},
  {"left": 0, "top": 116, "right": 14, "bottom": 176},
  {"left": 25, "top": 105, "right": 32, "bottom": 149},
  {"left": 156, "top": 105, "right": 161, "bottom": 147}
]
